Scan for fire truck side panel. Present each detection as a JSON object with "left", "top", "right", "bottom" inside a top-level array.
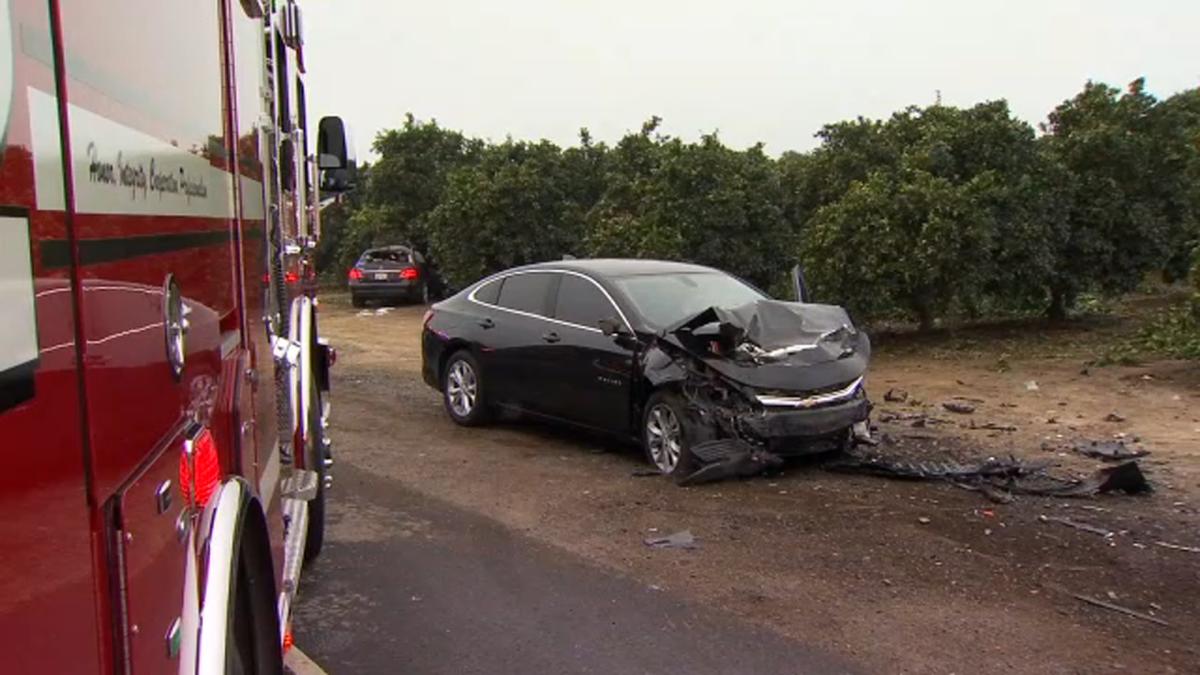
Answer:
[
  {"left": 55, "top": 0, "right": 240, "bottom": 503},
  {"left": 0, "top": 1, "right": 105, "bottom": 673}
]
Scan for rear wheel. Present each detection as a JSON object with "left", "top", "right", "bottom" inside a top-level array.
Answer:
[
  {"left": 226, "top": 531, "right": 283, "bottom": 675},
  {"left": 351, "top": 293, "right": 365, "bottom": 308},
  {"left": 642, "top": 391, "right": 696, "bottom": 476},
  {"left": 303, "top": 379, "right": 327, "bottom": 563},
  {"left": 442, "top": 351, "right": 491, "bottom": 426}
]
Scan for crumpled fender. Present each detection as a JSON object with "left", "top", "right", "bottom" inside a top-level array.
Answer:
[{"left": 641, "top": 343, "right": 687, "bottom": 388}]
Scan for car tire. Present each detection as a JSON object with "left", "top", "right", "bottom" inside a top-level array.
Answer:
[
  {"left": 350, "top": 293, "right": 365, "bottom": 308},
  {"left": 442, "top": 350, "right": 491, "bottom": 426},
  {"left": 642, "top": 391, "right": 697, "bottom": 476}
]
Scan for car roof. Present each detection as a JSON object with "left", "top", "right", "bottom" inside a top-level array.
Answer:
[{"left": 520, "top": 258, "right": 719, "bottom": 278}]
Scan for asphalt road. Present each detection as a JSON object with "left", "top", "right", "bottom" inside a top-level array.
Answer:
[{"left": 293, "top": 463, "right": 858, "bottom": 675}]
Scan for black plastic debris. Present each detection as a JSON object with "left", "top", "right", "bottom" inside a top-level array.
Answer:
[
  {"left": 942, "top": 401, "right": 976, "bottom": 414},
  {"left": 825, "top": 451, "right": 1152, "bottom": 500},
  {"left": 1092, "top": 461, "right": 1151, "bottom": 494},
  {"left": 1073, "top": 440, "right": 1149, "bottom": 461},
  {"left": 644, "top": 530, "right": 697, "bottom": 549},
  {"left": 677, "top": 439, "right": 785, "bottom": 486}
]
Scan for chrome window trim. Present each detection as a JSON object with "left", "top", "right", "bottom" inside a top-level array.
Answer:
[
  {"left": 468, "top": 269, "right": 635, "bottom": 335},
  {"left": 755, "top": 376, "right": 864, "bottom": 409}
]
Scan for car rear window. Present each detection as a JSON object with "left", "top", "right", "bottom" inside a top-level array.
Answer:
[
  {"left": 362, "top": 249, "right": 412, "bottom": 264},
  {"left": 553, "top": 274, "right": 614, "bottom": 330},
  {"left": 496, "top": 273, "right": 553, "bottom": 315},
  {"left": 474, "top": 277, "right": 502, "bottom": 304}
]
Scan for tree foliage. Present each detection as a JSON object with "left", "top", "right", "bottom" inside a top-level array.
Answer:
[{"left": 320, "top": 80, "right": 1200, "bottom": 334}]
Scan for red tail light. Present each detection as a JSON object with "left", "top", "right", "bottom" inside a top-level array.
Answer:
[
  {"left": 180, "top": 427, "right": 221, "bottom": 508},
  {"left": 285, "top": 271, "right": 300, "bottom": 284},
  {"left": 401, "top": 267, "right": 419, "bottom": 280},
  {"left": 348, "top": 268, "right": 364, "bottom": 281}
]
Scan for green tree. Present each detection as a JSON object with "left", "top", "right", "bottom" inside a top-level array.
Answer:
[
  {"left": 367, "top": 114, "right": 484, "bottom": 253},
  {"left": 587, "top": 122, "right": 795, "bottom": 290},
  {"left": 1040, "top": 78, "right": 1173, "bottom": 318},
  {"left": 425, "top": 139, "right": 588, "bottom": 287}
]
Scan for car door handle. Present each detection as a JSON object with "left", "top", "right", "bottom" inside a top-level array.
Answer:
[
  {"left": 542, "top": 331, "right": 561, "bottom": 343},
  {"left": 477, "top": 318, "right": 495, "bottom": 329}
]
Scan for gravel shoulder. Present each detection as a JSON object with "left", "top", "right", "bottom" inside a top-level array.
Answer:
[{"left": 310, "top": 297, "right": 1200, "bottom": 674}]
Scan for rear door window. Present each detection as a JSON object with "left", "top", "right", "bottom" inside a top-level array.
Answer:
[
  {"left": 496, "top": 273, "right": 554, "bottom": 316},
  {"left": 474, "top": 278, "right": 503, "bottom": 304},
  {"left": 553, "top": 274, "right": 615, "bottom": 330}
]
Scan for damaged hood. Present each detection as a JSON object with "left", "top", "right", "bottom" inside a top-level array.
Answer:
[{"left": 666, "top": 299, "right": 870, "bottom": 392}]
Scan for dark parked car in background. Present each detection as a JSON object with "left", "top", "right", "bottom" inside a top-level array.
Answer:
[
  {"left": 420, "top": 259, "right": 872, "bottom": 483},
  {"left": 348, "top": 245, "right": 429, "bottom": 307}
]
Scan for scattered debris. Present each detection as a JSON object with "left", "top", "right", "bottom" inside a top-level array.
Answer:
[
  {"left": 644, "top": 530, "right": 697, "bottom": 550},
  {"left": 884, "top": 388, "right": 909, "bottom": 403},
  {"left": 1070, "top": 593, "right": 1169, "bottom": 626},
  {"left": 1073, "top": 440, "right": 1149, "bottom": 461},
  {"left": 676, "top": 439, "right": 785, "bottom": 486},
  {"left": 917, "top": 517, "right": 931, "bottom": 525},
  {"left": 970, "top": 421, "right": 1017, "bottom": 432},
  {"left": 1038, "top": 514, "right": 1113, "bottom": 538},
  {"left": 1025, "top": 380, "right": 1040, "bottom": 392},
  {"left": 942, "top": 401, "right": 976, "bottom": 414},
  {"left": 1104, "top": 412, "right": 1126, "bottom": 423},
  {"left": 825, "top": 450, "right": 1151, "bottom": 500},
  {"left": 1155, "top": 541, "right": 1200, "bottom": 554}
]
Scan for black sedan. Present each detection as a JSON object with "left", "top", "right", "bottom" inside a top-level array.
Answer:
[
  {"left": 421, "top": 259, "right": 871, "bottom": 481},
  {"left": 348, "top": 245, "right": 429, "bottom": 307}
]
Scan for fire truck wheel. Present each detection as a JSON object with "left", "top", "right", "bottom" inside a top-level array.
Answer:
[
  {"left": 227, "top": 519, "right": 284, "bottom": 675},
  {"left": 303, "top": 380, "right": 327, "bottom": 563}
]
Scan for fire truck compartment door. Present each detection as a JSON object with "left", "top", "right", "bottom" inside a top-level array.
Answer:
[{"left": 117, "top": 435, "right": 189, "bottom": 671}]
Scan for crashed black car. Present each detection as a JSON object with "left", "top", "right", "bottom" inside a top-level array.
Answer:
[{"left": 421, "top": 259, "right": 871, "bottom": 482}]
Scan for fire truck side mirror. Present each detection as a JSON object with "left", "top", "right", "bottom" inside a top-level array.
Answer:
[{"left": 317, "top": 116, "right": 357, "bottom": 194}]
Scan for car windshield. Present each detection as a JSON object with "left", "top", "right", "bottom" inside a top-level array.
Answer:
[{"left": 613, "top": 272, "right": 765, "bottom": 330}]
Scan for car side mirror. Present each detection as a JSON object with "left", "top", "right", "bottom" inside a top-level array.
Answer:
[
  {"left": 790, "top": 263, "right": 810, "bottom": 303},
  {"left": 598, "top": 317, "right": 630, "bottom": 337},
  {"left": 317, "top": 116, "right": 357, "bottom": 194}
]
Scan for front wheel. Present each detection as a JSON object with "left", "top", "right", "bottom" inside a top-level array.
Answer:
[
  {"left": 442, "top": 351, "right": 491, "bottom": 426},
  {"left": 642, "top": 391, "right": 696, "bottom": 476}
]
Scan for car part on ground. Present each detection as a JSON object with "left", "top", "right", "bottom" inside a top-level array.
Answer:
[{"left": 824, "top": 448, "right": 1152, "bottom": 501}]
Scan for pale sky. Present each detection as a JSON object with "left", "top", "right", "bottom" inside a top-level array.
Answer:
[{"left": 302, "top": 0, "right": 1200, "bottom": 161}]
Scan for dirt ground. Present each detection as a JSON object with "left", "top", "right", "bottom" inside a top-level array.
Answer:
[{"left": 318, "top": 295, "right": 1200, "bottom": 674}]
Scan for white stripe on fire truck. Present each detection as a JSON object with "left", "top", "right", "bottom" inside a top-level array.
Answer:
[{"left": 28, "top": 87, "right": 265, "bottom": 219}]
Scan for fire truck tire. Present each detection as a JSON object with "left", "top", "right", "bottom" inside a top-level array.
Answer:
[
  {"left": 303, "top": 380, "right": 327, "bottom": 563},
  {"left": 226, "top": 510, "right": 283, "bottom": 675}
]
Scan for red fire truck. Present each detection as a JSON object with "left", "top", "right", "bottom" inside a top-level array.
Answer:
[{"left": 0, "top": 0, "right": 353, "bottom": 672}]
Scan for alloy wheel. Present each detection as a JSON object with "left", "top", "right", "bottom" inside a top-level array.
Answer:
[
  {"left": 446, "top": 360, "right": 478, "bottom": 417},
  {"left": 645, "top": 404, "right": 682, "bottom": 473}
]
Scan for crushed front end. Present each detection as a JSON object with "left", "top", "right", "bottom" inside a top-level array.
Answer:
[{"left": 654, "top": 299, "right": 874, "bottom": 484}]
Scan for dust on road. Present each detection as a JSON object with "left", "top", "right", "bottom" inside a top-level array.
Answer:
[{"left": 308, "top": 297, "right": 1200, "bottom": 674}]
